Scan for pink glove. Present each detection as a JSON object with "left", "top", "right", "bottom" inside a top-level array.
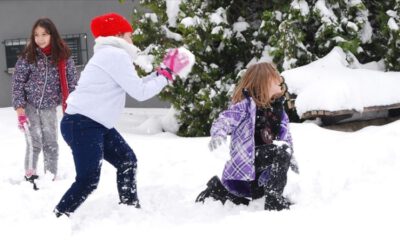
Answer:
[
  {"left": 18, "top": 114, "right": 29, "bottom": 132},
  {"left": 162, "top": 48, "right": 190, "bottom": 74}
]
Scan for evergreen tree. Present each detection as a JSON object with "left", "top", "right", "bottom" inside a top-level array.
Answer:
[
  {"left": 376, "top": 0, "right": 400, "bottom": 71},
  {"left": 261, "top": 0, "right": 315, "bottom": 70},
  {"left": 385, "top": 0, "right": 400, "bottom": 71},
  {"left": 260, "top": 0, "right": 374, "bottom": 71},
  {"left": 258, "top": 0, "right": 400, "bottom": 71}
]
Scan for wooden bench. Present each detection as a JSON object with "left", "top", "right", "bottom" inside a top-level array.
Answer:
[{"left": 301, "top": 103, "right": 400, "bottom": 125}]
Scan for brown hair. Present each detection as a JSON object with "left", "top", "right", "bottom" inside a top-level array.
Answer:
[
  {"left": 231, "top": 62, "right": 282, "bottom": 107},
  {"left": 21, "top": 18, "right": 71, "bottom": 64}
]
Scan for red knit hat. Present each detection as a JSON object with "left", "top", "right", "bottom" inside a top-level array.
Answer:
[{"left": 90, "top": 12, "right": 133, "bottom": 38}]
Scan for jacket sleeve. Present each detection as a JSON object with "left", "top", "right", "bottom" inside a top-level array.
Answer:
[
  {"left": 12, "top": 57, "right": 30, "bottom": 109},
  {"left": 278, "top": 111, "right": 293, "bottom": 150},
  {"left": 66, "top": 57, "right": 78, "bottom": 93},
  {"left": 103, "top": 49, "right": 167, "bottom": 101},
  {"left": 210, "top": 103, "right": 246, "bottom": 138}
]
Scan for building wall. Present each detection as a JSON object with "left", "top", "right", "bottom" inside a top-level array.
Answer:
[{"left": 0, "top": 0, "right": 169, "bottom": 108}]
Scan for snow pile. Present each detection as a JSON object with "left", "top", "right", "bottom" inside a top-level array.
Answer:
[
  {"left": 282, "top": 47, "right": 400, "bottom": 117},
  {"left": 117, "top": 107, "right": 179, "bottom": 135},
  {"left": 173, "top": 47, "right": 196, "bottom": 79}
]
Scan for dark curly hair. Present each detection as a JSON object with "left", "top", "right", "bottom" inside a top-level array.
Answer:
[{"left": 21, "top": 17, "right": 71, "bottom": 64}]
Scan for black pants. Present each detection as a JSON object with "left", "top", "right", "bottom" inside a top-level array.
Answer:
[{"left": 251, "top": 144, "right": 291, "bottom": 199}]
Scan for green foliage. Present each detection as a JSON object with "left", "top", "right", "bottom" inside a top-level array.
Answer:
[{"left": 380, "top": 0, "right": 400, "bottom": 70}]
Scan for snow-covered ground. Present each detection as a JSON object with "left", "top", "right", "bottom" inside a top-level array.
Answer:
[{"left": 0, "top": 107, "right": 399, "bottom": 240}]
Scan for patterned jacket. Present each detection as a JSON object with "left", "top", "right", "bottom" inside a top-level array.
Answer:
[
  {"left": 12, "top": 49, "right": 78, "bottom": 110},
  {"left": 211, "top": 96, "right": 293, "bottom": 183}
]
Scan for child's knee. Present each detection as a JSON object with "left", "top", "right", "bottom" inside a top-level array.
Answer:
[
  {"left": 274, "top": 144, "right": 292, "bottom": 165},
  {"left": 76, "top": 173, "right": 100, "bottom": 191}
]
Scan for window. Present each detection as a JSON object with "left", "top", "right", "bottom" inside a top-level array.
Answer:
[
  {"left": 4, "top": 39, "right": 27, "bottom": 74},
  {"left": 62, "top": 33, "right": 88, "bottom": 67},
  {"left": 3, "top": 33, "right": 88, "bottom": 74}
]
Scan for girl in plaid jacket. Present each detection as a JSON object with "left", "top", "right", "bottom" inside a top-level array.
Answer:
[{"left": 196, "top": 62, "right": 295, "bottom": 211}]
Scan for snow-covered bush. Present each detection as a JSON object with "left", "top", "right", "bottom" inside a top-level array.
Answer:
[{"left": 260, "top": 0, "right": 400, "bottom": 71}]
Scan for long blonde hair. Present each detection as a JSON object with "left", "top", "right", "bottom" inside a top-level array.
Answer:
[{"left": 232, "top": 62, "right": 282, "bottom": 107}]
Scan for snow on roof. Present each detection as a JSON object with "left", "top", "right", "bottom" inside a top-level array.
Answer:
[{"left": 282, "top": 47, "right": 400, "bottom": 117}]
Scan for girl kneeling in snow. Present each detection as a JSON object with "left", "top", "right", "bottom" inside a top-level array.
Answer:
[
  {"left": 196, "top": 62, "right": 296, "bottom": 211},
  {"left": 54, "top": 12, "right": 189, "bottom": 217}
]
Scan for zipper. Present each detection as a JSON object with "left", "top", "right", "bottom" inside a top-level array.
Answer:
[{"left": 37, "top": 56, "right": 48, "bottom": 113}]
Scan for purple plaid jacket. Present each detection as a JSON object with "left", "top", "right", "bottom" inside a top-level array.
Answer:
[{"left": 211, "top": 97, "right": 293, "bottom": 184}]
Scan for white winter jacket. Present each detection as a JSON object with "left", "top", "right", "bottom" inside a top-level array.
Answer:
[{"left": 66, "top": 36, "right": 167, "bottom": 129}]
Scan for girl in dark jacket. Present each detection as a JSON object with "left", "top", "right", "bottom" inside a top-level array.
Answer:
[{"left": 12, "top": 18, "right": 78, "bottom": 182}]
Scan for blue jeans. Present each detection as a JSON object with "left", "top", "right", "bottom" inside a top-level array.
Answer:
[{"left": 55, "top": 114, "right": 138, "bottom": 214}]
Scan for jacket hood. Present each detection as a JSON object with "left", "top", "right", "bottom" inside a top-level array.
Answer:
[{"left": 94, "top": 36, "right": 140, "bottom": 63}]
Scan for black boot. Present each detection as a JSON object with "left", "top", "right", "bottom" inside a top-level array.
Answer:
[
  {"left": 53, "top": 208, "right": 70, "bottom": 218},
  {"left": 25, "top": 175, "right": 39, "bottom": 191},
  {"left": 264, "top": 191, "right": 291, "bottom": 211},
  {"left": 195, "top": 176, "right": 226, "bottom": 203},
  {"left": 195, "top": 176, "right": 249, "bottom": 206},
  {"left": 24, "top": 174, "right": 39, "bottom": 182}
]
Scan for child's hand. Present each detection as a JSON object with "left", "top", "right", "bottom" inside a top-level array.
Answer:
[
  {"left": 17, "top": 114, "right": 29, "bottom": 132},
  {"left": 208, "top": 136, "right": 227, "bottom": 152}
]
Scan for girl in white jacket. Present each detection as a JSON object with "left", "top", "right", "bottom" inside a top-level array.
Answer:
[{"left": 54, "top": 12, "right": 186, "bottom": 217}]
